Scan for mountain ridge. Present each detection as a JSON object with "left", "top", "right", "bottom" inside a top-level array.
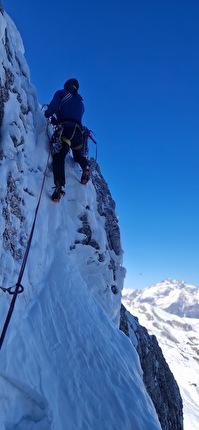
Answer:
[
  {"left": 123, "top": 278, "right": 199, "bottom": 318},
  {"left": 122, "top": 279, "right": 199, "bottom": 430}
]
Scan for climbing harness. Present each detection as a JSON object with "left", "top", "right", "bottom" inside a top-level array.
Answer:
[
  {"left": 62, "top": 123, "right": 80, "bottom": 148},
  {"left": 42, "top": 102, "right": 98, "bottom": 159},
  {"left": 0, "top": 149, "right": 51, "bottom": 351},
  {"left": 50, "top": 121, "right": 98, "bottom": 160}
]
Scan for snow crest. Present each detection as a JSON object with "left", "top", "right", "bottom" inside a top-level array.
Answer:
[{"left": 0, "top": 7, "right": 162, "bottom": 430}]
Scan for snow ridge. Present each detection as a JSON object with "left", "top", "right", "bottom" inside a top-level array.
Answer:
[{"left": 0, "top": 7, "right": 164, "bottom": 430}]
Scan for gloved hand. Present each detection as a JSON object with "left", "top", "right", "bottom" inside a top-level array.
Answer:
[{"left": 50, "top": 116, "right": 58, "bottom": 126}]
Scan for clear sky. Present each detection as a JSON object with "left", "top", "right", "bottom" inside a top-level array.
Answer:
[{"left": 3, "top": 0, "right": 199, "bottom": 289}]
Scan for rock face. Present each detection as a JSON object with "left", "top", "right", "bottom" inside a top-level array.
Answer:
[
  {"left": 120, "top": 305, "right": 184, "bottom": 430},
  {"left": 0, "top": 5, "right": 48, "bottom": 290},
  {"left": 90, "top": 158, "right": 122, "bottom": 256},
  {"left": 90, "top": 158, "right": 126, "bottom": 294}
]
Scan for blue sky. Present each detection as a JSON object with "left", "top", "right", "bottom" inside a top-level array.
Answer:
[{"left": 3, "top": 0, "right": 199, "bottom": 289}]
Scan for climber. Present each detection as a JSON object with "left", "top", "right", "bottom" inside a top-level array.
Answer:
[{"left": 44, "top": 78, "right": 90, "bottom": 202}]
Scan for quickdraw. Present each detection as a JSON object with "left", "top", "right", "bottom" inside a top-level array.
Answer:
[{"left": 0, "top": 284, "right": 24, "bottom": 295}]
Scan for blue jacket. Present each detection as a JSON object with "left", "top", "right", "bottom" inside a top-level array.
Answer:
[{"left": 45, "top": 89, "right": 85, "bottom": 124}]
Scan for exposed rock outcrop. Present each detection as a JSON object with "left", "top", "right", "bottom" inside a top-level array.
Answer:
[{"left": 120, "top": 304, "right": 184, "bottom": 430}]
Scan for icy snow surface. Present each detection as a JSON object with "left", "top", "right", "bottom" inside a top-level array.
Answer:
[{"left": 0, "top": 7, "right": 162, "bottom": 430}]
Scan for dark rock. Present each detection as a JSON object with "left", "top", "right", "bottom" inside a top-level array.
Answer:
[{"left": 120, "top": 304, "right": 184, "bottom": 430}]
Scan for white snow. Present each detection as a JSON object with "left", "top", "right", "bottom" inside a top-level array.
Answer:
[
  {"left": 122, "top": 280, "right": 199, "bottom": 430},
  {"left": 0, "top": 8, "right": 162, "bottom": 430}
]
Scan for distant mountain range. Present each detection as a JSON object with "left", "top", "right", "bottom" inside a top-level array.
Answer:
[
  {"left": 123, "top": 279, "right": 199, "bottom": 318},
  {"left": 122, "top": 279, "right": 199, "bottom": 430}
]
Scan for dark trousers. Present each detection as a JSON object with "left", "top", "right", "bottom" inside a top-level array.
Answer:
[
  {"left": 52, "top": 143, "right": 69, "bottom": 186},
  {"left": 52, "top": 143, "right": 88, "bottom": 186}
]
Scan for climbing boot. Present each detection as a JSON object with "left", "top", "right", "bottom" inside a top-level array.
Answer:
[
  {"left": 52, "top": 185, "right": 65, "bottom": 202},
  {"left": 81, "top": 167, "right": 90, "bottom": 185}
]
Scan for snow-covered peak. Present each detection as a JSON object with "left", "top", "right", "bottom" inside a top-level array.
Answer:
[
  {"left": 122, "top": 281, "right": 199, "bottom": 430},
  {"left": 123, "top": 278, "right": 199, "bottom": 318}
]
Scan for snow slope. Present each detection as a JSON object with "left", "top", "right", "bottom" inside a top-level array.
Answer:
[
  {"left": 122, "top": 280, "right": 199, "bottom": 430},
  {"left": 0, "top": 7, "right": 162, "bottom": 429}
]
